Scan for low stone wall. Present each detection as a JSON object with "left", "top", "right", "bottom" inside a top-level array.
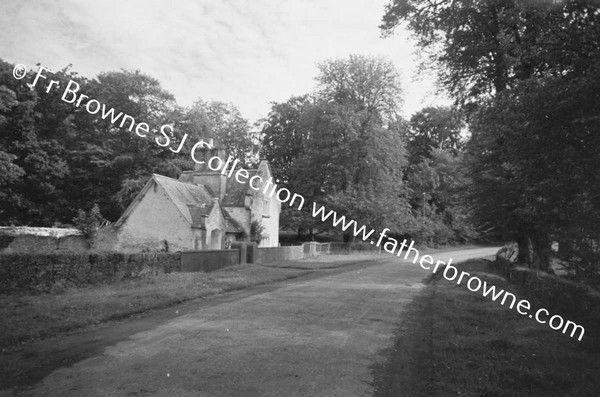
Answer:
[
  {"left": 180, "top": 249, "right": 240, "bottom": 272},
  {"left": 302, "top": 242, "right": 331, "bottom": 257},
  {"left": 0, "top": 252, "right": 181, "bottom": 293},
  {"left": 0, "top": 227, "right": 88, "bottom": 253},
  {"left": 256, "top": 246, "right": 304, "bottom": 264}
]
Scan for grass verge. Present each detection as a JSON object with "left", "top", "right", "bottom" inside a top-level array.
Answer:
[
  {"left": 0, "top": 264, "right": 309, "bottom": 350},
  {"left": 260, "top": 253, "right": 388, "bottom": 269},
  {"left": 372, "top": 259, "right": 600, "bottom": 396}
]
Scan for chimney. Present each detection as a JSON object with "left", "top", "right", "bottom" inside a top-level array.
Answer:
[
  {"left": 188, "top": 139, "right": 228, "bottom": 200},
  {"left": 193, "top": 139, "right": 226, "bottom": 172}
]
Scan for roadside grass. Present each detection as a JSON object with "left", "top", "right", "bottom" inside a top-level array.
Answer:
[
  {"left": 0, "top": 264, "right": 308, "bottom": 349},
  {"left": 373, "top": 259, "right": 600, "bottom": 396},
  {"left": 262, "top": 253, "right": 388, "bottom": 269}
]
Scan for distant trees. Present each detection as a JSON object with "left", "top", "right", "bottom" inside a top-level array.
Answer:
[
  {"left": 182, "top": 100, "right": 259, "bottom": 165},
  {"left": 261, "top": 55, "right": 474, "bottom": 244},
  {"left": 406, "top": 149, "right": 477, "bottom": 245},
  {"left": 407, "top": 106, "right": 464, "bottom": 165},
  {"left": 75, "top": 69, "right": 180, "bottom": 220},
  {"left": 261, "top": 55, "right": 412, "bottom": 240}
]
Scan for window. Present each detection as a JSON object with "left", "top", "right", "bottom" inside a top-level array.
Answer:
[
  {"left": 262, "top": 198, "right": 270, "bottom": 217},
  {"left": 260, "top": 236, "right": 270, "bottom": 247}
]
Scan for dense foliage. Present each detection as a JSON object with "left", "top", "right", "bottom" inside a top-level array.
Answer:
[
  {"left": 382, "top": 0, "right": 600, "bottom": 273},
  {"left": 261, "top": 55, "right": 476, "bottom": 243},
  {"left": 0, "top": 60, "right": 257, "bottom": 226},
  {"left": 0, "top": 54, "right": 477, "bottom": 246}
]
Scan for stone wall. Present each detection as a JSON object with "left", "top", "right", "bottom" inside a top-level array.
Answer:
[
  {"left": 256, "top": 245, "right": 304, "bottom": 264},
  {"left": 0, "top": 227, "right": 88, "bottom": 253}
]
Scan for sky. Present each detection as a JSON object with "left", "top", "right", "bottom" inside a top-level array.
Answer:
[{"left": 0, "top": 0, "right": 449, "bottom": 123}]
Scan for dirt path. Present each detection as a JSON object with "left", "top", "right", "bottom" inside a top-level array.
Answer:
[{"left": 3, "top": 247, "right": 498, "bottom": 396}]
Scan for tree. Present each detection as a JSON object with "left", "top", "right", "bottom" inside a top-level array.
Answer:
[
  {"left": 0, "top": 60, "right": 86, "bottom": 225},
  {"left": 183, "top": 100, "right": 259, "bottom": 165},
  {"left": 249, "top": 220, "right": 265, "bottom": 244},
  {"left": 407, "top": 150, "right": 477, "bottom": 244},
  {"left": 380, "top": 0, "right": 598, "bottom": 107},
  {"left": 260, "top": 95, "right": 313, "bottom": 185},
  {"left": 73, "top": 203, "right": 106, "bottom": 243},
  {"left": 261, "top": 55, "right": 411, "bottom": 240},
  {"left": 69, "top": 69, "right": 180, "bottom": 221},
  {"left": 469, "top": 66, "right": 600, "bottom": 271},
  {"left": 382, "top": 0, "right": 600, "bottom": 269},
  {"left": 316, "top": 54, "right": 402, "bottom": 122},
  {"left": 407, "top": 106, "right": 464, "bottom": 165},
  {"left": 0, "top": 61, "right": 188, "bottom": 225}
]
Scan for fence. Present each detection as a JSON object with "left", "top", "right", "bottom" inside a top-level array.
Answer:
[{"left": 180, "top": 249, "right": 240, "bottom": 272}]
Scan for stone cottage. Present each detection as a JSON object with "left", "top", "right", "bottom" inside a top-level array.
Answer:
[{"left": 106, "top": 146, "right": 280, "bottom": 252}]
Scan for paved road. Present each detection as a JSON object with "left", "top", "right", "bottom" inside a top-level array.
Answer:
[{"left": 10, "top": 247, "right": 498, "bottom": 397}]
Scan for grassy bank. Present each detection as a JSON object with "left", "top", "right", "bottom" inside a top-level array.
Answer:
[
  {"left": 260, "top": 253, "right": 388, "bottom": 269},
  {"left": 0, "top": 264, "right": 310, "bottom": 349},
  {"left": 372, "top": 259, "right": 600, "bottom": 396}
]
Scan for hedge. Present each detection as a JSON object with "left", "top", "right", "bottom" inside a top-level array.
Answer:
[{"left": 0, "top": 252, "right": 181, "bottom": 293}]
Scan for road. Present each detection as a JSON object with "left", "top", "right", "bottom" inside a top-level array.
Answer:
[{"left": 7, "top": 247, "right": 498, "bottom": 397}]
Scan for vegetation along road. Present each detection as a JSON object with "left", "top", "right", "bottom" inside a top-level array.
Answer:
[{"left": 3, "top": 247, "right": 497, "bottom": 396}]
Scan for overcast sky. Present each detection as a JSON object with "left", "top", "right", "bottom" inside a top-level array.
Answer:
[{"left": 0, "top": 0, "right": 449, "bottom": 123}]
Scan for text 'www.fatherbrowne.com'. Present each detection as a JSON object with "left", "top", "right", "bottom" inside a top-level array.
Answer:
[{"left": 312, "top": 206, "right": 585, "bottom": 342}]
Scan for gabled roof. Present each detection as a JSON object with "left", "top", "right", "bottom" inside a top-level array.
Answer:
[
  {"left": 187, "top": 203, "right": 215, "bottom": 228},
  {"left": 223, "top": 208, "right": 244, "bottom": 233},
  {"left": 222, "top": 169, "right": 259, "bottom": 206},
  {"left": 153, "top": 174, "right": 215, "bottom": 225},
  {"left": 222, "top": 161, "right": 274, "bottom": 207},
  {"left": 115, "top": 174, "right": 216, "bottom": 229}
]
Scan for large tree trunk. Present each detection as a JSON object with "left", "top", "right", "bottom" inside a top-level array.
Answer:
[
  {"left": 516, "top": 228, "right": 530, "bottom": 265},
  {"left": 530, "top": 230, "right": 553, "bottom": 273}
]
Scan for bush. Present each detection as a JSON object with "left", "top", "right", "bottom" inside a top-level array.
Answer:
[{"left": 73, "top": 204, "right": 106, "bottom": 242}]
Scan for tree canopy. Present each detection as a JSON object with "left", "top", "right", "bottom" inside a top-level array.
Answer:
[
  {"left": 382, "top": 0, "right": 600, "bottom": 272},
  {"left": 0, "top": 61, "right": 258, "bottom": 226}
]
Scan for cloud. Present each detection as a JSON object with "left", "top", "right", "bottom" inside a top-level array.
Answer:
[{"left": 0, "top": 0, "right": 449, "bottom": 122}]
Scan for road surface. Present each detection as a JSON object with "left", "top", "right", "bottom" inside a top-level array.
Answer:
[{"left": 5, "top": 247, "right": 498, "bottom": 396}]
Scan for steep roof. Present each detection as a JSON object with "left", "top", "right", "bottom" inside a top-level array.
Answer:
[
  {"left": 116, "top": 174, "right": 218, "bottom": 229},
  {"left": 187, "top": 203, "right": 215, "bottom": 228},
  {"left": 152, "top": 174, "right": 216, "bottom": 228},
  {"left": 223, "top": 208, "right": 244, "bottom": 233},
  {"left": 222, "top": 169, "right": 259, "bottom": 206}
]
